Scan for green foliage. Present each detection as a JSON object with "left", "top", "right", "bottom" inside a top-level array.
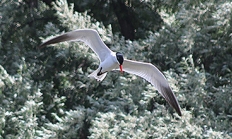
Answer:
[
  {"left": 89, "top": 111, "right": 204, "bottom": 138},
  {"left": 0, "top": 0, "right": 232, "bottom": 138},
  {"left": 67, "top": 0, "right": 163, "bottom": 40},
  {"left": 0, "top": 64, "right": 42, "bottom": 138}
]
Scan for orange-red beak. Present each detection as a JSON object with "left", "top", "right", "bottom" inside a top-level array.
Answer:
[{"left": 119, "top": 65, "right": 123, "bottom": 73}]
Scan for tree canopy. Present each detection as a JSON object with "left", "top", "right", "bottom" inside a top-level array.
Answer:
[{"left": 0, "top": 0, "right": 232, "bottom": 138}]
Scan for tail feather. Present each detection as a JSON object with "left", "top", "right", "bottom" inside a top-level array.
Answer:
[{"left": 88, "top": 69, "right": 107, "bottom": 81}]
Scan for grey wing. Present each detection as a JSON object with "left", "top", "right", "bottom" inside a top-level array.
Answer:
[
  {"left": 39, "top": 29, "right": 112, "bottom": 61},
  {"left": 122, "top": 59, "right": 182, "bottom": 116}
]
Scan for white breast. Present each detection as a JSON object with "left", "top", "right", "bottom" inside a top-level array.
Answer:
[{"left": 99, "top": 52, "right": 118, "bottom": 73}]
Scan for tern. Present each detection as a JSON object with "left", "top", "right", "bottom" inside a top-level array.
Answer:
[{"left": 39, "top": 29, "right": 182, "bottom": 116}]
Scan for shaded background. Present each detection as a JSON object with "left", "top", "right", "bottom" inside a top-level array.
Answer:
[{"left": 0, "top": 0, "right": 232, "bottom": 138}]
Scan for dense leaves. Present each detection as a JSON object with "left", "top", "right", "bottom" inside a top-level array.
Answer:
[{"left": 0, "top": 0, "right": 232, "bottom": 138}]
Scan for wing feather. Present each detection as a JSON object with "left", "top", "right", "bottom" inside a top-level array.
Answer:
[
  {"left": 122, "top": 59, "right": 182, "bottom": 116},
  {"left": 39, "top": 29, "right": 112, "bottom": 61}
]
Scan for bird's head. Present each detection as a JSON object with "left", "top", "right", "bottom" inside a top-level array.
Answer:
[{"left": 116, "top": 52, "right": 124, "bottom": 73}]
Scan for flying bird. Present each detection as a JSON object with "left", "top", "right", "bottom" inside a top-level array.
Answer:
[{"left": 39, "top": 29, "right": 182, "bottom": 116}]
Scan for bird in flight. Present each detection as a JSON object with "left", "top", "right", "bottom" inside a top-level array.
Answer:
[{"left": 39, "top": 29, "right": 182, "bottom": 116}]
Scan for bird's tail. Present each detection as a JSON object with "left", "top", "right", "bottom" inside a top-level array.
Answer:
[{"left": 88, "top": 69, "right": 107, "bottom": 81}]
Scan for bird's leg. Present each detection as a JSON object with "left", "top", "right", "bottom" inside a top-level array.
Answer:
[
  {"left": 97, "top": 67, "right": 107, "bottom": 76},
  {"left": 97, "top": 67, "right": 103, "bottom": 76}
]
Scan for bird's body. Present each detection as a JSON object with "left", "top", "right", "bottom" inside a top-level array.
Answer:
[
  {"left": 90, "top": 51, "right": 119, "bottom": 81},
  {"left": 39, "top": 29, "right": 182, "bottom": 116}
]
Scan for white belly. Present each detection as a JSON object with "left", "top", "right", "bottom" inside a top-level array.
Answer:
[{"left": 99, "top": 53, "right": 118, "bottom": 73}]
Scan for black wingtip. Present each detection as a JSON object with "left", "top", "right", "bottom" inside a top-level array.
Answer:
[
  {"left": 37, "top": 44, "right": 45, "bottom": 49},
  {"left": 176, "top": 107, "right": 182, "bottom": 116},
  {"left": 37, "top": 33, "right": 70, "bottom": 49},
  {"left": 37, "top": 40, "right": 53, "bottom": 49},
  {"left": 162, "top": 86, "right": 182, "bottom": 116}
]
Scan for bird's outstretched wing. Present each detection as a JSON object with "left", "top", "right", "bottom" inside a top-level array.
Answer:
[
  {"left": 38, "top": 29, "right": 112, "bottom": 61},
  {"left": 122, "top": 59, "right": 182, "bottom": 116}
]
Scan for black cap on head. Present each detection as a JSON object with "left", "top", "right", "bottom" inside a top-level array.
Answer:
[{"left": 116, "top": 52, "right": 124, "bottom": 65}]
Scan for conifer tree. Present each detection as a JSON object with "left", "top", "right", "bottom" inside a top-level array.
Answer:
[{"left": 0, "top": 0, "right": 231, "bottom": 138}]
